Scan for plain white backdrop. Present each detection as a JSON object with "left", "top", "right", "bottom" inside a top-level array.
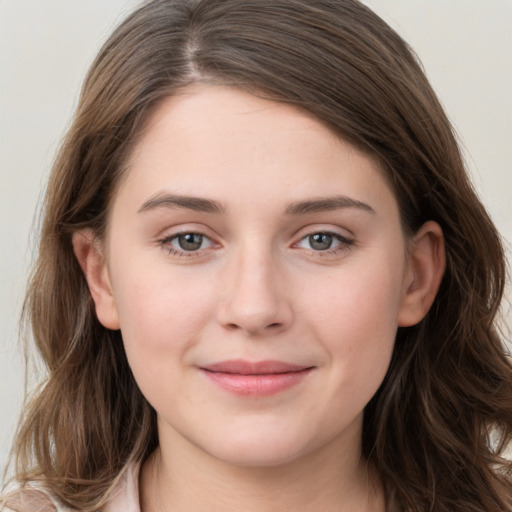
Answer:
[{"left": 1, "top": 0, "right": 511, "bottom": 477}]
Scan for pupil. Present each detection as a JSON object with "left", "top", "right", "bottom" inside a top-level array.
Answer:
[
  {"left": 310, "top": 233, "right": 332, "bottom": 250},
  {"left": 178, "top": 233, "right": 202, "bottom": 251}
]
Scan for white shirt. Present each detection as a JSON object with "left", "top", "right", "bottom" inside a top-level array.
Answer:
[{"left": 1, "top": 464, "right": 141, "bottom": 512}]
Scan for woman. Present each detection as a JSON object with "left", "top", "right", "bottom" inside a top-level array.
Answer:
[{"left": 2, "top": 1, "right": 511, "bottom": 511}]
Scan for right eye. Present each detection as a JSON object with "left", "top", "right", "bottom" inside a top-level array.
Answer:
[{"left": 159, "top": 232, "right": 215, "bottom": 256}]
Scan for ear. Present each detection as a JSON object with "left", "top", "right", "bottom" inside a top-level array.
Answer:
[
  {"left": 397, "top": 221, "right": 445, "bottom": 327},
  {"left": 72, "top": 229, "right": 120, "bottom": 330}
]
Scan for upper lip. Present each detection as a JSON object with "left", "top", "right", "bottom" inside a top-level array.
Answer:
[{"left": 200, "top": 359, "right": 312, "bottom": 375}]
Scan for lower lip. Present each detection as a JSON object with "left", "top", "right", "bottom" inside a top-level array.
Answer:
[{"left": 201, "top": 369, "right": 313, "bottom": 397}]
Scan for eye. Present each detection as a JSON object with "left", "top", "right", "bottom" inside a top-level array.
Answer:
[
  {"left": 159, "top": 232, "right": 215, "bottom": 256},
  {"left": 175, "top": 233, "right": 207, "bottom": 251},
  {"left": 305, "top": 233, "right": 335, "bottom": 251},
  {"left": 295, "top": 231, "right": 353, "bottom": 252}
]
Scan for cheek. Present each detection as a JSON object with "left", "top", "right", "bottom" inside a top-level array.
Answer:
[
  {"left": 298, "top": 256, "right": 404, "bottom": 390},
  {"left": 305, "top": 262, "right": 403, "bottom": 338},
  {"left": 108, "top": 258, "right": 217, "bottom": 384}
]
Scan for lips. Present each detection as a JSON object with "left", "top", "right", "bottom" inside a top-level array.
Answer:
[
  {"left": 202, "top": 360, "right": 311, "bottom": 375},
  {"left": 199, "top": 359, "right": 314, "bottom": 397}
]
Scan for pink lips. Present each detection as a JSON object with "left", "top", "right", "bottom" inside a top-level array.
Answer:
[{"left": 200, "top": 360, "right": 313, "bottom": 397}]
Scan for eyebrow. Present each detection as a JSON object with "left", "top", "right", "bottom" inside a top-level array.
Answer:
[
  {"left": 285, "top": 196, "right": 375, "bottom": 215},
  {"left": 137, "top": 193, "right": 375, "bottom": 216},
  {"left": 138, "top": 193, "right": 226, "bottom": 214}
]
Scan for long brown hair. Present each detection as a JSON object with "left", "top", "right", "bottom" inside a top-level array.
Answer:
[{"left": 6, "top": 1, "right": 512, "bottom": 510}]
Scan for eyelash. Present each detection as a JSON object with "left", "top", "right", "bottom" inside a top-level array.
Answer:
[{"left": 157, "top": 230, "right": 354, "bottom": 258}]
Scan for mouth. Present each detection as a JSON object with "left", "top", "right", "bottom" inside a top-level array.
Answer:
[{"left": 199, "top": 359, "right": 315, "bottom": 397}]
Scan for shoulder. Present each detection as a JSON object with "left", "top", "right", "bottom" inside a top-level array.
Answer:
[
  {"left": 1, "top": 487, "right": 61, "bottom": 512},
  {"left": 103, "top": 462, "right": 141, "bottom": 512},
  {"left": 1, "top": 463, "right": 141, "bottom": 512}
]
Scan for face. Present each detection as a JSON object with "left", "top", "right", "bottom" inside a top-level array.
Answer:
[{"left": 89, "top": 85, "right": 423, "bottom": 468}]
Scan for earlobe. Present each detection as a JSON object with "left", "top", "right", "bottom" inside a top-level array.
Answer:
[
  {"left": 72, "top": 229, "right": 120, "bottom": 330},
  {"left": 397, "top": 221, "right": 446, "bottom": 327}
]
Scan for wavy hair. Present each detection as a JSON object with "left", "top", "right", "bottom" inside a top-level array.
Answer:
[{"left": 6, "top": 1, "right": 512, "bottom": 510}]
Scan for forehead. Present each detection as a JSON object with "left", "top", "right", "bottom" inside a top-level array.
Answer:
[
  {"left": 115, "top": 84, "right": 398, "bottom": 219},
  {"left": 131, "top": 84, "right": 345, "bottom": 163}
]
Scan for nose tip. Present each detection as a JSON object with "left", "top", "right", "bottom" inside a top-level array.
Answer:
[
  {"left": 218, "top": 292, "right": 292, "bottom": 336},
  {"left": 216, "top": 256, "right": 293, "bottom": 336}
]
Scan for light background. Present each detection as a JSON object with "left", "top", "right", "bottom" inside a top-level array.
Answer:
[{"left": 1, "top": 0, "right": 511, "bottom": 477}]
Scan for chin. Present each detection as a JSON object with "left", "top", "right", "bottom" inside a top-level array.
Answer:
[
  {"left": 209, "top": 442, "right": 307, "bottom": 468},
  {"left": 193, "top": 423, "right": 324, "bottom": 469}
]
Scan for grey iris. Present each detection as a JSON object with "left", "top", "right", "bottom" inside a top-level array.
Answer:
[
  {"left": 309, "top": 233, "right": 333, "bottom": 250},
  {"left": 178, "top": 233, "right": 203, "bottom": 251}
]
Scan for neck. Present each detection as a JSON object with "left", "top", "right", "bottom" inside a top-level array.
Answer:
[{"left": 139, "top": 423, "right": 385, "bottom": 512}]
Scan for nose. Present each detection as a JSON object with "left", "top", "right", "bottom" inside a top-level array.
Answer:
[{"left": 216, "top": 246, "right": 293, "bottom": 336}]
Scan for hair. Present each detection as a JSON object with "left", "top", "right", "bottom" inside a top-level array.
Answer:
[{"left": 5, "top": 0, "right": 511, "bottom": 511}]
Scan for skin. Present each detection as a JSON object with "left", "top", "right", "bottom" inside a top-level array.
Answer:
[{"left": 74, "top": 84, "right": 445, "bottom": 511}]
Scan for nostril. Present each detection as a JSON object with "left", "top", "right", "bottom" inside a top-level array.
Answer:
[{"left": 226, "top": 322, "right": 281, "bottom": 330}]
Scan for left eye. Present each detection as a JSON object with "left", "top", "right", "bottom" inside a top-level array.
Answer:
[{"left": 296, "top": 232, "right": 350, "bottom": 251}]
